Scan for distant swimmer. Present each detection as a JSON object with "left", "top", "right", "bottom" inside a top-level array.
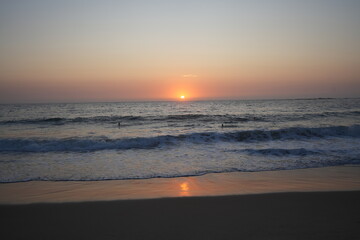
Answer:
[
  {"left": 118, "top": 122, "right": 121, "bottom": 128},
  {"left": 221, "top": 124, "right": 224, "bottom": 128}
]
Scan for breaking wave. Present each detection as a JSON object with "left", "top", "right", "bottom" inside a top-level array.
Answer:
[{"left": 1, "top": 125, "right": 359, "bottom": 153}]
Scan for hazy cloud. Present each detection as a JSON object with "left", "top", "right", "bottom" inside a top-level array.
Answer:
[{"left": 183, "top": 74, "right": 198, "bottom": 78}]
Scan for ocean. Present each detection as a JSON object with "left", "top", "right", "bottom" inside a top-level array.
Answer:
[{"left": 0, "top": 98, "right": 359, "bottom": 182}]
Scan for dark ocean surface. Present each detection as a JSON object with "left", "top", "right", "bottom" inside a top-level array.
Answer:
[{"left": 1, "top": 98, "right": 359, "bottom": 182}]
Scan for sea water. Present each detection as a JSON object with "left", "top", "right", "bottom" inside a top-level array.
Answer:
[{"left": 0, "top": 98, "right": 359, "bottom": 182}]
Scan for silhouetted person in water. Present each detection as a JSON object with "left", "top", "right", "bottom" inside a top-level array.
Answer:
[
  {"left": 118, "top": 122, "right": 121, "bottom": 128},
  {"left": 221, "top": 124, "right": 224, "bottom": 128}
]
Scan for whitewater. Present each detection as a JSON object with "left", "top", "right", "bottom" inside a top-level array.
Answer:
[{"left": 0, "top": 98, "right": 359, "bottom": 182}]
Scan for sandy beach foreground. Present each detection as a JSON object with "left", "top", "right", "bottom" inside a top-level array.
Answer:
[
  {"left": 1, "top": 191, "right": 360, "bottom": 240},
  {"left": 1, "top": 166, "right": 360, "bottom": 239}
]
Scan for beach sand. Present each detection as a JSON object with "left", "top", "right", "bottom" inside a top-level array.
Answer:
[
  {"left": 1, "top": 166, "right": 360, "bottom": 239},
  {"left": 1, "top": 191, "right": 360, "bottom": 240}
]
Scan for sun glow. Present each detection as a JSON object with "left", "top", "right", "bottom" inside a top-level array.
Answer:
[{"left": 180, "top": 96, "right": 185, "bottom": 99}]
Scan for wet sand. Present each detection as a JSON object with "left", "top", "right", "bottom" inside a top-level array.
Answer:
[
  {"left": 0, "top": 166, "right": 360, "bottom": 204},
  {"left": 1, "top": 166, "right": 360, "bottom": 239}
]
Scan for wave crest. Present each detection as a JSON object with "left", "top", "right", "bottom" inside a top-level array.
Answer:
[{"left": 0, "top": 125, "right": 359, "bottom": 153}]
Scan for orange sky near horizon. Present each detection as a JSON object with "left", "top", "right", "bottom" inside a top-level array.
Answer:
[{"left": 0, "top": 0, "right": 360, "bottom": 103}]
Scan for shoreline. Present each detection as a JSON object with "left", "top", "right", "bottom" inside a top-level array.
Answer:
[
  {"left": 1, "top": 166, "right": 360, "bottom": 239},
  {"left": 1, "top": 165, "right": 360, "bottom": 204}
]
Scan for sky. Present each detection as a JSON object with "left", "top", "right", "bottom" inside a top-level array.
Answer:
[{"left": 0, "top": 0, "right": 360, "bottom": 103}]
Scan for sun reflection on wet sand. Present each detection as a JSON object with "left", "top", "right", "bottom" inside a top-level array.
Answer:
[{"left": 179, "top": 182, "right": 190, "bottom": 196}]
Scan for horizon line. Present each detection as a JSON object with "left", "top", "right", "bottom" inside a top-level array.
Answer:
[{"left": 0, "top": 96, "right": 358, "bottom": 105}]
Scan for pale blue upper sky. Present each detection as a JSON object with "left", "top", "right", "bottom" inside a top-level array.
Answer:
[{"left": 1, "top": 0, "right": 360, "bottom": 102}]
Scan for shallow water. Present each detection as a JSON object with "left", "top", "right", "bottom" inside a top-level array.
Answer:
[{"left": 1, "top": 98, "right": 360, "bottom": 182}]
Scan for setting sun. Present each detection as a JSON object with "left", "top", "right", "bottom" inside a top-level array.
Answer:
[{"left": 180, "top": 96, "right": 185, "bottom": 99}]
